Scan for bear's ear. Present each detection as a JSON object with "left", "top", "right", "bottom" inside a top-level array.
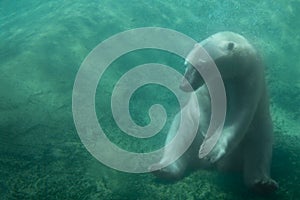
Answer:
[{"left": 227, "top": 42, "right": 235, "bottom": 50}]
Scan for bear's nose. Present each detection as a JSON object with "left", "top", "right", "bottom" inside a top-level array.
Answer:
[{"left": 227, "top": 42, "right": 234, "bottom": 50}]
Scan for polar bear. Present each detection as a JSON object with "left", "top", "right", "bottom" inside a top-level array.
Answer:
[{"left": 150, "top": 32, "right": 278, "bottom": 194}]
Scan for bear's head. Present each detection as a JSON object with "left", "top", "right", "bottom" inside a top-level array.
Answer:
[{"left": 180, "top": 32, "right": 257, "bottom": 92}]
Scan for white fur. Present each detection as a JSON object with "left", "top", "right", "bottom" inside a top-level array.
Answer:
[{"left": 151, "top": 32, "right": 278, "bottom": 193}]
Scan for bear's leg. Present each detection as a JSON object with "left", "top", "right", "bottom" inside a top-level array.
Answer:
[
  {"left": 150, "top": 130, "right": 205, "bottom": 180},
  {"left": 148, "top": 112, "right": 189, "bottom": 180},
  {"left": 150, "top": 130, "right": 206, "bottom": 180},
  {"left": 243, "top": 120, "right": 278, "bottom": 194},
  {"left": 149, "top": 93, "right": 203, "bottom": 179}
]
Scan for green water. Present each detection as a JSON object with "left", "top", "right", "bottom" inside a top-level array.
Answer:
[{"left": 1, "top": 0, "right": 300, "bottom": 199}]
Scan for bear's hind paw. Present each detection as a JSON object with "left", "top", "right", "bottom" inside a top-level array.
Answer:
[{"left": 252, "top": 178, "right": 279, "bottom": 194}]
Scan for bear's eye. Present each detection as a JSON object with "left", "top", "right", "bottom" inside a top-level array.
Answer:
[{"left": 227, "top": 42, "right": 234, "bottom": 50}]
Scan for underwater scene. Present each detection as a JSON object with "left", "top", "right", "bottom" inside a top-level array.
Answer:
[{"left": 1, "top": 0, "right": 300, "bottom": 199}]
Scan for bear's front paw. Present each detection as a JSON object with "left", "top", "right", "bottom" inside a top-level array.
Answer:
[
  {"left": 200, "top": 142, "right": 226, "bottom": 163},
  {"left": 148, "top": 163, "right": 184, "bottom": 180}
]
